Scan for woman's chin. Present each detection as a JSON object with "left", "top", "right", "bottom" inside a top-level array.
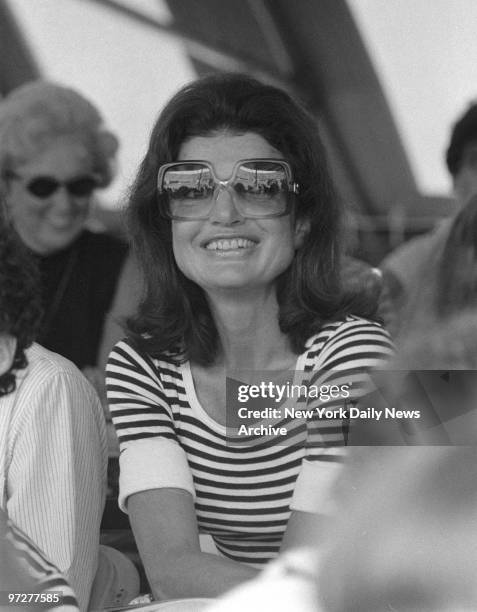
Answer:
[
  {"left": 29, "top": 226, "right": 82, "bottom": 255},
  {"left": 201, "top": 277, "right": 275, "bottom": 296}
]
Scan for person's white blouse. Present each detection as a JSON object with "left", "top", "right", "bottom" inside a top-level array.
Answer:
[{"left": 0, "top": 343, "right": 107, "bottom": 611}]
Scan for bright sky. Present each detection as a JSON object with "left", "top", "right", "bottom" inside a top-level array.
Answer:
[
  {"left": 7, "top": 0, "right": 195, "bottom": 207},
  {"left": 348, "top": 0, "right": 477, "bottom": 197},
  {"left": 7, "top": 0, "right": 477, "bottom": 202}
]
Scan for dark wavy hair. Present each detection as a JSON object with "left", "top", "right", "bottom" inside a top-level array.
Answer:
[
  {"left": 436, "top": 194, "right": 477, "bottom": 317},
  {"left": 127, "top": 73, "right": 371, "bottom": 365},
  {"left": 446, "top": 102, "right": 477, "bottom": 176},
  {"left": 0, "top": 221, "right": 42, "bottom": 396}
]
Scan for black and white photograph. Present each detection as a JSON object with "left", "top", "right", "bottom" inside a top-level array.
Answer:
[{"left": 1, "top": 1, "right": 477, "bottom": 611}]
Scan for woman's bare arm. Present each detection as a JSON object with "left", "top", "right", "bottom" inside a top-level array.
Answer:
[{"left": 128, "top": 487, "right": 258, "bottom": 600}]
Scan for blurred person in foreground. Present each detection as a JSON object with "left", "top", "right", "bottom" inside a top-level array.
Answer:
[
  {"left": 0, "top": 507, "right": 79, "bottom": 612},
  {"left": 0, "top": 225, "right": 107, "bottom": 610},
  {"left": 435, "top": 193, "right": 477, "bottom": 318},
  {"left": 106, "top": 73, "right": 393, "bottom": 601},
  {"left": 319, "top": 447, "right": 477, "bottom": 612},
  {"left": 382, "top": 192, "right": 477, "bottom": 342},
  {"left": 320, "top": 367, "right": 477, "bottom": 612},
  {"left": 0, "top": 80, "right": 130, "bottom": 383},
  {"left": 381, "top": 102, "right": 477, "bottom": 340},
  {"left": 207, "top": 311, "right": 477, "bottom": 612},
  {"left": 322, "top": 311, "right": 477, "bottom": 612}
]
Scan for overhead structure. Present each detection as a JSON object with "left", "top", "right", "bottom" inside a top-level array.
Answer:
[
  {"left": 2, "top": 0, "right": 449, "bottom": 260},
  {"left": 0, "top": 0, "right": 39, "bottom": 95},
  {"left": 85, "top": 0, "right": 423, "bottom": 260}
]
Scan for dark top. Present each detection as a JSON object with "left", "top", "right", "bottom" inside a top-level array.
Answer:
[{"left": 33, "top": 230, "right": 128, "bottom": 369}]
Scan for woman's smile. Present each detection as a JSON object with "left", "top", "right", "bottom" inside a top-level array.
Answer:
[
  {"left": 172, "top": 131, "right": 301, "bottom": 292},
  {"left": 203, "top": 236, "right": 258, "bottom": 252},
  {"left": 5, "top": 138, "right": 94, "bottom": 255}
]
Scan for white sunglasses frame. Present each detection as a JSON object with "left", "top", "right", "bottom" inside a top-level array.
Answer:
[{"left": 157, "top": 158, "right": 300, "bottom": 221}]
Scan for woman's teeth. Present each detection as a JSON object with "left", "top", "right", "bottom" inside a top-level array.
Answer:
[{"left": 205, "top": 238, "right": 256, "bottom": 251}]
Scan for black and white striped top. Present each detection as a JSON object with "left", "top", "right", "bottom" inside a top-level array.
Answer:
[{"left": 107, "top": 316, "right": 393, "bottom": 565}]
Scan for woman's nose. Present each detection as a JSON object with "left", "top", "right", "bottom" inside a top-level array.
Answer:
[
  {"left": 208, "top": 186, "right": 244, "bottom": 225},
  {"left": 50, "top": 186, "right": 86, "bottom": 214}
]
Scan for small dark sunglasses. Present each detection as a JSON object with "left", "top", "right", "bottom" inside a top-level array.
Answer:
[{"left": 11, "top": 173, "right": 98, "bottom": 199}]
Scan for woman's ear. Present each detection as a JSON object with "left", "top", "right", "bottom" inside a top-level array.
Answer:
[
  {"left": 294, "top": 217, "right": 310, "bottom": 249},
  {"left": 0, "top": 335, "right": 17, "bottom": 376}
]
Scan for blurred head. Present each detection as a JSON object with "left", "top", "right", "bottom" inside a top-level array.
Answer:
[
  {"left": 0, "top": 217, "right": 41, "bottom": 396},
  {"left": 320, "top": 447, "right": 477, "bottom": 612},
  {"left": 0, "top": 81, "right": 118, "bottom": 254},
  {"left": 436, "top": 194, "right": 477, "bottom": 318},
  {"left": 320, "top": 313, "right": 477, "bottom": 611},
  {"left": 399, "top": 309, "right": 477, "bottom": 370},
  {"left": 389, "top": 311, "right": 477, "bottom": 445},
  {"left": 446, "top": 102, "right": 477, "bottom": 205},
  {"left": 127, "top": 73, "right": 349, "bottom": 363}
]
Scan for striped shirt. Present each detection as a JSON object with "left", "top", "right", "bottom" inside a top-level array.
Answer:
[
  {"left": 107, "top": 316, "right": 393, "bottom": 565},
  {"left": 1, "top": 507, "right": 78, "bottom": 611},
  {"left": 0, "top": 343, "right": 108, "bottom": 611}
]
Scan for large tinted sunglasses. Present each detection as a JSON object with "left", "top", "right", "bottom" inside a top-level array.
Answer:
[
  {"left": 157, "top": 159, "right": 299, "bottom": 220},
  {"left": 10, "top": 173, "right": 98, "bottom": 199}
]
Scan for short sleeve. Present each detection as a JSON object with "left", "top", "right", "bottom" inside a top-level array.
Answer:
[
  {"left": 304, "top": 318, "right": 394, "bottom": 460},
  {"left": 293, "top": 319, "right": 394, "bottom": 513},
  {"left": 290, "top": 459, "right": 342, "bottom": 514},
  {"left": 106, "top": 341, "right": 195, "bottom": 511}
]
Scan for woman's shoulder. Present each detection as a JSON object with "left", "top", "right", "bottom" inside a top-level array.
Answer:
[
  {"left": 76, "top": 230, "right": 128, "bottom": 267},
  {"left": 6, "top": 344, "right": 103, "bottom": 429},
  {"left": 23, "top": 343, "right": 88, "bottom": 380},
  {"left": 74, "top": 231, "right": 129, "bottom": 301},
  {"left": 306, "top": 315, "right": 390, "bottom": 345},
  {"left": 301, "top": 316, "right": 393, "bottom": 366},
  {"left": 107, "top": 338, "right": 180, "bottom": 380},
  {"left": 78, "top": 228, "right": 127, "bottom": 251},
  {"left": 15, "top": 344, "right": 99, "bottom": 401}
]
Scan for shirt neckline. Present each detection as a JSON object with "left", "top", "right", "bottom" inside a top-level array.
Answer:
[{"left": 180, "top": 350, "right": 309, "bottom": 434}]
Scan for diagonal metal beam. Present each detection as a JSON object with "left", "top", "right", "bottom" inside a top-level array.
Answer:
[
  {"left": 85, "top": 0, "right": 289, "bottom": 82},
  {"left": 0, "top": 0, "right": 40, "bottom": 94},
  {"left": 267, "top": 0, "right": 418, "bottom": 214}
]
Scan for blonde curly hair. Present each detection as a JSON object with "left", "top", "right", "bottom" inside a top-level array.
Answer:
[{"left": 0, "top": 80, "right": 118, "bottom": 193}]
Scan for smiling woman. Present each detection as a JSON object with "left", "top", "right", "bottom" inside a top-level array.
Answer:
[
  {"left": 170, "top": 132, "right": 307, "bottom": 294},
  {"left": 0, "top": 81, "right": 129, "bottom": 371},
  {"left": 106, "top": 73, "right": 394, "bottom": 601},
  {"left": 6, "top": 138, "right": 97, "bottom": 255}
]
